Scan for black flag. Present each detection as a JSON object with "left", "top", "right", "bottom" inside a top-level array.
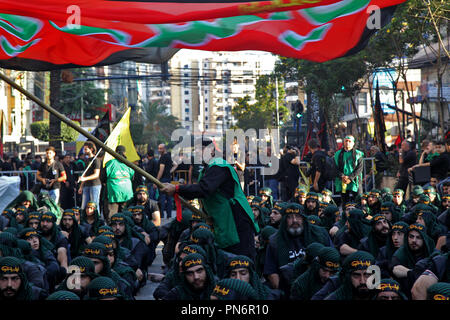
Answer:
[{"left": 373, "top": 81, "right": 387, "bottom": 153}]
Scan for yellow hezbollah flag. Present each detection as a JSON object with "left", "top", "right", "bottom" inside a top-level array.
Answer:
[{"left": 103, "top": 107, "right": 140, "bottom": 167}]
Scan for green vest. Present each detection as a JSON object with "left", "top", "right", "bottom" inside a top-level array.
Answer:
[
  {"left": 334, "top": 149, "right": 364, "bottom": 193},
  {"left": 105, "top": 159, "right": 135, "bottom": 203},
  {"left": 198, "top": 157, "right": 259, "bottom": 249}
]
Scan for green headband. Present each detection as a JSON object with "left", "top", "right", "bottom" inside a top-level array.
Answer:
[{"left": 344, "top": 136, "right": 355, "bottom": 142}]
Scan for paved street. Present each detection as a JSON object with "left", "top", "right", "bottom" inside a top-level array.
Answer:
[{"left": 135, "top": 217, "right": 171, "bottom": 300}]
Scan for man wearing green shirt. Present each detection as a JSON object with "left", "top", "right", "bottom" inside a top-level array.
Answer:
[
  {"left": 334, "top": 136, "right": 364, "bottom": 209},
  {"left": 104, "top": 145, "right": 135, "bottom": 218}
]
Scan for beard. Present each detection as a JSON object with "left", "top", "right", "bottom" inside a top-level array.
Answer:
[
  {"left": 409, "top": 243, "right": 424, "bottom": 254},
  {"left": 190, "top": 279, "right": 206, "bottom": 292},
  {"left": 288, "top": 225, "right": 303, "bottom": 236},
  {"left": 40, "top": 227, "right": 52, "bottom": 236},
  {"left": 137, "top": 197, "right": 147, "bottom": 205},
  {"left": 375, "top": 229, "right": 389, "bottom": 241},
  {"left": 352, "top": 284, "right": 373, "bottom": 300},
  {"left": 61, "top": 224, "right": 73, "bottom": 232},
  {"left": 1, "top": 287, "right": 18, "bottom": 299}
]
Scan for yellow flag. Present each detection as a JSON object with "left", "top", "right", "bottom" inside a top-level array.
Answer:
[{"left": 103, "top": 107, "right": 140, "bottom": 166}]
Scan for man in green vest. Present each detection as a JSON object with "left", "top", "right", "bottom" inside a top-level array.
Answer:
[
  {"left": 160, "top": 138, "right": 259, "bottom": 260},
  {"left": 334, "top": 135, "right": 364, "bottom": 209}
]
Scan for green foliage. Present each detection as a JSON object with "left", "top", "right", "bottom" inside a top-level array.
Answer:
[
  {"left": 131, "top": 102, "right": 180, "bottom": 151},
  {"left": 275, "top": 54, "right": 368, "bottom": 132},
  {"left": 30, "top": 120, "right": 80, "bottom": 142},
  {"left": 231, "top": 75, "right": 289, "bottom": 131},
  {"left": 273, "top": 0, "right": 447, "bottom": 136},
  {"left": 60, "top": 68, "right": 108, "bottom": 119}
]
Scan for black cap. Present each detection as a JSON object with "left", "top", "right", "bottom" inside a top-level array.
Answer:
[{"left": 116, "top": 145, "right": 126, "bottom": 153}]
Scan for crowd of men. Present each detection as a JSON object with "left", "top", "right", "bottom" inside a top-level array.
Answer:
[{"left": 0, "top": 134, "right": 449, "bottom": 301}]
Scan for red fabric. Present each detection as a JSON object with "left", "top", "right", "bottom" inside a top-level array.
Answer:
[
  {"left": 394, "top": 135, "right": 402, "bottom": 146},
  {"left": 0, "top": 0, "right": 406, "bottom": 69},
  {"left": 174, "top": 185, "right": 182, "bottom": 222},
  {"left": 301, "top": 123, "right": 312, "bottom": 160}
]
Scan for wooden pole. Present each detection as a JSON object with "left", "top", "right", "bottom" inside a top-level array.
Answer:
[{"left": 0, "top": 71, "right": 206, "bottom": 219}]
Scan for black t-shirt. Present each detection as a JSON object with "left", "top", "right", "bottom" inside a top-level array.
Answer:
[
  {"left": 176, "top": 162, "right": 190, "bottom": 172},
  {"left": 2, "top": 161, "right": 13, "bottom": 171},
  {"left": 430, "top": 152, "right": 450, "bottom": 180},
  {"left": 263, "top": 234, "right": 305, "bottom": 275},
  {"left": 311, "top": 150, "right": 327, "bottom": 180},
  {"left": 38, "top": 160, "right": 66, "bottom": 190},
  {"left": 399, "top": 150, "right": 416, "bottom": 177},
  {"left": 143, "top": 199, "right": 160, "bottom": 221},
  {"left": 54, "top": 232, "right": 69, "bottom": 251},
  {"left": 145, "top": 158, "right": 159, "bottom": 177},
  {"left": 83, "top": 157, "right": 101, "bottom": 187},
  {"left": 285, "top": 152, "right": 300, "bottom": 182},
  {"left": 158, "top": 152, "right": 172, "bottom": 180}
]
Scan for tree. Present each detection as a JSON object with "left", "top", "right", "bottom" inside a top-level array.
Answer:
[
  {"left": 30, "top": 120, "right": 80, "bottom": 142},
  {"left": 363, "top": 0, "right": 448, "bottom": 139},
  {"left": 274, "top": 54, "right": 368, "bottom": 147},
  {"left": 231, "top": 75, "right": 289, "bottom": 131},
  {"left": 415, "top": 0, "right": 449, "bottom": 136},
  {"left": 131, "top": 101, "right": 180, "bottom": 152},
  {"left": 60, "top": 68, "right": 107, "bottom": 119}
]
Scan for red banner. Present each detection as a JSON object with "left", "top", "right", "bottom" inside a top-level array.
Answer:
[{"left": 0, "top": 0, "right": 406, "bottom": 70}]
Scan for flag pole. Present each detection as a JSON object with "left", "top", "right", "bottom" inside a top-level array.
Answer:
[
  {"left": 77, "top": 146, "right": 103, "bottom": 182},
  {"left": 0, "top": 72, "right": 206, "bottom": 219}
]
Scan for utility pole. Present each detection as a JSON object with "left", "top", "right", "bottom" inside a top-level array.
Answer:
[
  {"left": 80, "top": 81, "right": 83, "bottom": 126},
  {"left": 275, "top": 77, "right": 280, "bottom": 148},
  {"left": 49, "top": 70, "right": 62, "bottom": 153}
]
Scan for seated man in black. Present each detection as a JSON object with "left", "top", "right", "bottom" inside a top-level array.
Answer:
[
  {"left": 39, "top": 212, "right": 69, "bottom": 271},
  {"left": 127, "top": 185, "right": 161, "bottom": 227},
  {"left": 263, "top": 203, "right": 331, "bottom": 292}
]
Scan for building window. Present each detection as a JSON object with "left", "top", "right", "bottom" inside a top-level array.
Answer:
[
  {"left": 358, "top": 92, "right": 368, "bottom": 113},
  {"left": 184, "top": 82, "right": 188, "bottom": 86},
  {"left": 206, "top": 116, "right": 208, "bottom": 120},
  {"left": 184, "top": 91, "right": 189, "bottom": 95},
  {"left": 205, "top": 90, "right": 208, "bottom": 94},
  {"left": 205, "top": 99, "right": 208, "bottom": 103},
  {"left": 184, "top": 73, "right": 189, "bottom": 77},
  {"left": 185, "top": 108, "right": 189, "bottom": 112},
  {"left": 184, "top": 64, "right": 188, "bottom": 69},
  {"left": 185, "top": 117, "right": 189, "bottom": 121},
  {"left": 185, "top": 99, "right": 189, "bottom": 104}
]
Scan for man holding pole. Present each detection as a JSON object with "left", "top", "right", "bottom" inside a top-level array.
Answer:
[
  {"left": 78, "top": 141, "right": 102, "bottom": 210},
  {"left": 160, "top": 138, "right": 259, "bottom": 260}
]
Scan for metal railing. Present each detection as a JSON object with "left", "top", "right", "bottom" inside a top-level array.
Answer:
[
  {"left": 0, "top": 158, "right": 378, "bottom": 197},
  {"left": 243, "top": 157, "right": 377, "bottom": 198},
  {"left": 0, "top": 170, "right": 38, "bottom": 191}
]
